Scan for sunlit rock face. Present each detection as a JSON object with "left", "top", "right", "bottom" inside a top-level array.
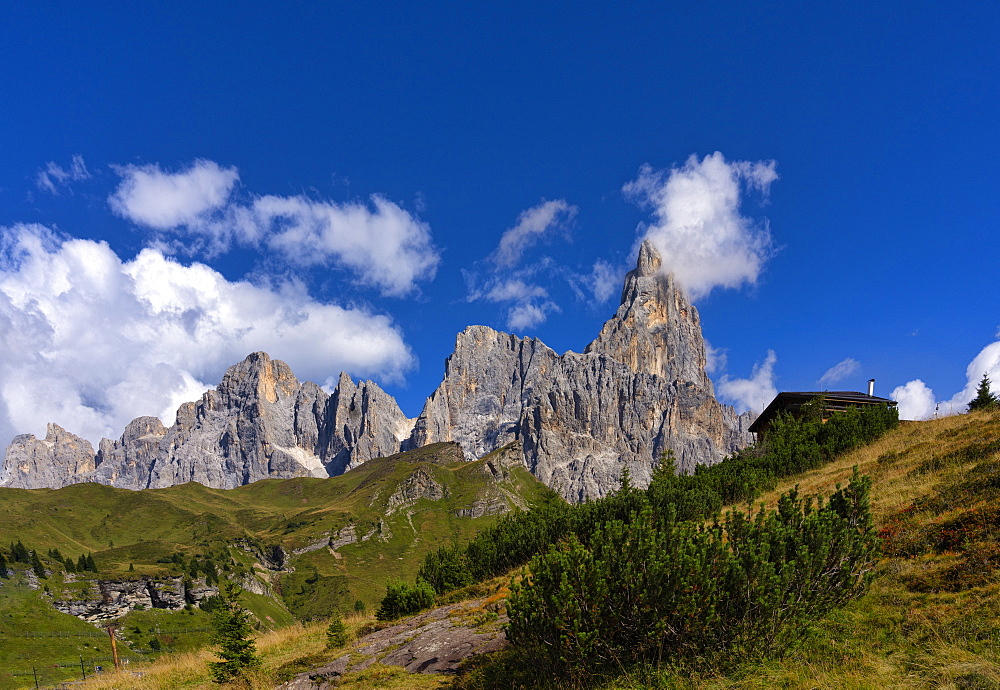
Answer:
[
  {"left": 1, "top": 241, "right": 753, "bottom": 499},
  {"left": 1, "top": 352, "right": 413, "bottom": 490},
  {"left": 405, "top": 240, "right": 754, "bottom": 501}
]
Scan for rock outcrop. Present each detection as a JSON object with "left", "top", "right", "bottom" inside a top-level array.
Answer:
[
  {"left": 278, "top": 595, "right": 508, "bottom": 688},
  {"left": 405, "top": 240, "right": 754, "bottom": 500},
  {"left": 1, "top": 241, "right": 753, "bottom": 499},
  {"left": 2, "top": 353, "right": 414, "bottom": 490},
  {"left": 0, "top": 423, "right": 96, "bottom": 488},
  {"left": 51, "top": 576, "right": 216, "bottom": 623}
]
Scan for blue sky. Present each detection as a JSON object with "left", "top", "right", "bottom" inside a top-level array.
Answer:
[{"left": 1, "top": 2, "right": 998, "bottom": 446}]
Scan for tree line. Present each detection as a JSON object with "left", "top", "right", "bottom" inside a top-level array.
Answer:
[{"left": 2, "top": 540, "right": 99, "bottom": 579}]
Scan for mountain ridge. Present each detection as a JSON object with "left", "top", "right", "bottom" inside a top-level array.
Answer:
[{"left": 1, "top": 241, "right": 754, "bottom": 500}]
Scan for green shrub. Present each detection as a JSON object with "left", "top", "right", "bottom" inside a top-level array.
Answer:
[
  {"left": 506, "top": 471, "right": 878, "bottom": 679},
  {"left": 375, "top": 579, "right": 436, "bottom": 620}
]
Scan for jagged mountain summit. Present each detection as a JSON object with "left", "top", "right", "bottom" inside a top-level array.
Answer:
[{"left": 1, "top": 240, "right": 754, "bottom": 500}]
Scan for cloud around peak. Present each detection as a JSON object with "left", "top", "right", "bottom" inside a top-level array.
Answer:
[
  {"left": 0, "top": 223, "right": 416, "bottom": 447},
  {"left": 109, "top": 159, "right": 439, "bottom": 296},
  {"left": 625, "top": 151, "right": 777, "bottom": 301}
]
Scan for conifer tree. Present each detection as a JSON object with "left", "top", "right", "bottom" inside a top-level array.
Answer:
[
  {"left": 325, "top": 614, "right": 348, "bottom": 648},
  {"left": 77, "top": 554, "right": 87, "bottom": 572},
  {"left": 0, "top": 550, "right": 8, "bottom": 578},
  {"left": 208, "top": 582, "right": 261, "bottom": 684},
  {"left": 85, "top": 553, "right": 98, "bottom": 573},
  {"left": 31, "top": 551, "right": 46, "bottom": 579},
  {"left": 968, "top": 374, "right": 1000, "bottom": 412},
  {"left": 64, "top": 558, "right": 76, "bottom": 573},
  {"left": 12, "top": 540, "right": 29, "bottom": 563}
]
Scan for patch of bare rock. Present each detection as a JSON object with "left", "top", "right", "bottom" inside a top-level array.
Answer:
[{"left": 278, "top": 597, "right": 507, "bottom": 689}]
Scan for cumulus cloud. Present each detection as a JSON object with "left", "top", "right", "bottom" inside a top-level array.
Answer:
[
  {"left": 0, "top": 224, "right": 415, "bottom": 447},
  {"left": 251, "top": 194, "right": 438, "bottom": 296},
  {"left": 110, "top": 159, "right": 238, "bottom": 230},
  {"left": 717, "top": 350, "right": 778, "bottom": 414},
  {"left": 624, "top": 151, "right": 777, "bottom": 300},
  {"left": 490, "top": 199, "right": 577, "bottom": 268},
  {"left": 891, "top": 380, "right": 937, "bottom": 420},
  {"left": 891, "top": 339, "right": 1000, "bottom": 420},
  {"left": 507, "top": 303, "right": 550, "bottom": 330},
  {"left": 36, "top": 155, "right": 91, "bottom": 194},
  {"left": 819, "top": 357, "right": 862, "bottom": 386},
  {"left": 109, "top": 160, "right": 439, "bottom": 296}
]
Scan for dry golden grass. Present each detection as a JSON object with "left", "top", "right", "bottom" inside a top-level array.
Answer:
[{"left": 73, "top": 610, "right": 456, "bottom": 690}]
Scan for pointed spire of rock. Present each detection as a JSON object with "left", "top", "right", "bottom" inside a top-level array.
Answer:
[{"left": 585, "top": 239, "right": 708, "bottom": 386}]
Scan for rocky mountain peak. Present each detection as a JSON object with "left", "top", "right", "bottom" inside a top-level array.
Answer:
[
  {"left": 217, "top": 351, "right": 300, "bottom": 406},
  {"left": 1, "top": 239, "right": 753, "bottom": 500},
  {"left": 634, "top": 237, "right": 662, "bottom": 277},
  {"left": 585, "top": 239, "right": 708, "bottom": 386}
]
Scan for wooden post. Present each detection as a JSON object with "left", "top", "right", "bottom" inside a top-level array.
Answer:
[
  {"left": 80, "top": 654, "right": 87, "bottom": 679},
  {"left": 108, "top": 626, "right": 121, "bottom": 670}
]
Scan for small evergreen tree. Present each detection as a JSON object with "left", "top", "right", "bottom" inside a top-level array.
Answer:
[
  {"left": 30, "top": 551, "right": 46, "bottom": 579},
  {"left": 12, "top": 540, "right": 30, "bottom": 563},
  {"left": 325, "top": 614, "right": 348, "bottom": 648},
  {"left": 208, "top": 582, "right": 261, "bottom": 684},
  {"left": 77, "top": 554, "right": 88, "bottom": 572},
  {"left": 85, "top": 553, "right": 98, "bottom": 573},
  {"left": 968, "top": 374, "right": 1000, "bottom": 412},
  {"left": 64, "top": 557, "right": 76, "bottom": 573},
  {"left": 0, "top": 550, "right": 8, "bottom": 578}
]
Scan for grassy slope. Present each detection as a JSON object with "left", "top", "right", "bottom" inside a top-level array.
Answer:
[
  {"left": 17, "top": 412, "right": 1000, "bottom": 689},
  {"left": 0, "top": 442, "right": 550, "bottom": 688},
  {"left": 602, "top": 410, "right": 1000, "bottom": 689}
]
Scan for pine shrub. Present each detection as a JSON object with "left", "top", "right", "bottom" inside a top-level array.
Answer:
[{"left": 376, "top": 579, "right": 436, "bottom": 620}]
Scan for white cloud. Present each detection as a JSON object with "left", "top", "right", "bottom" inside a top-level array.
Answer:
[
  {"left": 36, "top": 155, "right": 91, "bottom": 194},
  {"left": 467, "top": 200, "right": 577, "bottom": 332},
  {"left": 891, "top": 380, "right": 937, "bottom": 420},
  {"left": 624, "top": 151, "right": 777, "bottom": 301},
  {"left": 507, "top": 303, "right": 549, "bottom": 330},
  {"left": 948, "top": 341, "right": 1000, "bottom": 409},
  {"left": 705, "top": 341, "right": 727, "bottom": 375},
  {"left": 109, "top": 160, "right": 439, "bottom": 296},
  {"left": 485, "top": 279, "right": 548, "bottom": 302},
  {"left": 819, "top": 357, "right": 861, "bottom": 386},
  {"left": 891, "top": 339, "right": 1000, "bottom": 419},
  {"left": 717, "top": 350, "right": 778, "bottom": 414},
  {"left": 589, "top": 260, "right": 619, "bottom": 304},
  {"left": 0, "top": 224, "right": 415, "bottom": 447},
  {"left": 110, "top": 160, "right": 238, "bottom": 230},
  {"left": 252, "top": 194, "right": 438, "bottom": 296},
  {"left": 491, "top": 199, "right": 577, "bottom": 268}
]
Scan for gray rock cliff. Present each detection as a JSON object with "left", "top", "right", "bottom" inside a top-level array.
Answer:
[
  {"left": 0, "top": 241, "right": 753, "bottom": 497},
  {"left": 404, "top": 240, "right": 754, "bottom": 500},
  {"left": 1, "top": 353, "right": 413, "bottom": 490}
]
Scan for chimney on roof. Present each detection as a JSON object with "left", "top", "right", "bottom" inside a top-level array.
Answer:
[{"left": 867, "top": 378, "right": 875, "bottom": 396}]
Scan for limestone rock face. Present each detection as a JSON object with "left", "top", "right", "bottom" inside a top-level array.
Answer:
[
  {"left": 320, "top": 372, "right": 418, "bottom": 476},
  {"left": 0, "top": 241, "right": 753, "bottom": 497},
  {"left": 404, "top": 240, "right": 754, "bottom": 501},
  {"left": 1, "top": 353, "right": 413, "bottom": 490},
  {"left": 0, "top": 424, "right": 96, "bottom": 488}
]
